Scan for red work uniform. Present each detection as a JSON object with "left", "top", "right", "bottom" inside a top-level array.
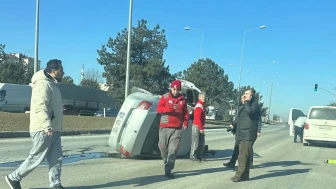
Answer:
[
  {"left": 190, "top": 99, "right": 206, "bottom": 160},
  {"left": 156, "top": 80, "right": 189, "bottom": 177}
]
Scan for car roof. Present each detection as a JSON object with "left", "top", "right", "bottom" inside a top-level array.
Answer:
[{"left": 309, "top": 106, "right": 336, "bottom": 109}]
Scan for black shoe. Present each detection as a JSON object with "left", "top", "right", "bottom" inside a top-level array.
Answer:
[
  {"left": 165, "top": 172, "right": 175, "bottom": 179},
  {"left": 5, "top": 175, "right": 22, "bottom": 189},
  {"left": 230, "top": 176, "right": 241, "bottom": 182},
  {"left": 230, "top": 176, "right": 249, "bottom": 182},
  {"left": 52, "top": 185, "right": 65, "bottom": 189},
  {"left": 223, "top": 162, "right": 235, "bottom": 168}
]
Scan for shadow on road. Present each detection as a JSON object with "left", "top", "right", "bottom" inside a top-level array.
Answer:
[
  {"left": 252, "top": 160, "right": 314, "bottom": 169},
  {"left": 30, "top": 167, "right": 228, "bottom": 189},
  {"left": 132, "top": 149, "right": 238, "bottom": 162},
  {"left": 250, "top": 168, "right": 312, "bottom": 180}
]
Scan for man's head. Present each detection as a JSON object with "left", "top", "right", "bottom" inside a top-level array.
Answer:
[
  {"left": 170, "top": 80, "right": 181, "bottom": 96},
  {"left": 45, "top": 59, "right": 64, "bottom": 82},
  {"left": 244, "top": 88, "right": 256, "bottom": 101},
  {"left": 199, "top": 92, "right": 206, "bottom": 102}
]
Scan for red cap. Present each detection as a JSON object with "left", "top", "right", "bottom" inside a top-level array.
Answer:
[{"left": 171, "top": 80, "right": 181, "bottom": 90}]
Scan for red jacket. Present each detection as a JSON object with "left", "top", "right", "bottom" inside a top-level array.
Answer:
[
  {"left": 193, "top": 100, "right": 206, "bottom": 130},
  {"left": 156, "top": 92, "right": 189, "bottom": 128}
]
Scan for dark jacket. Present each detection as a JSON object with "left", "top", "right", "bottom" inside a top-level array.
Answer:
[
  {"left": 234, "top": 100, "right": 260, "bottom": 141},
  {"left": 258, "top": 114, "right": 262, "bottom": 133}
]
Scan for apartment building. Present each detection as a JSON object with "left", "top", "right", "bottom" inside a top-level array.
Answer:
[{"left": 5, "top": 53, "right": 41, "bottom": 70}]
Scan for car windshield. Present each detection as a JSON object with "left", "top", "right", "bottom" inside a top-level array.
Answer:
[{"left": 308, "top": 108, "right": 336, "bottom": 120}]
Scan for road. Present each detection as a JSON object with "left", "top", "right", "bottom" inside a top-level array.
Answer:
[{"left": 0, "top": 124, "right": 335, "bottom": 189}]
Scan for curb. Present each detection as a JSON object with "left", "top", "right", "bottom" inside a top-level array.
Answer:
[{"left": 0, "top": 126, "right": 228, "bottom": 138}]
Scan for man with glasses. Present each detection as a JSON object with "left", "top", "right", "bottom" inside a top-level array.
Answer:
[{"left": 157, "top": 80, "right": 189, "bottom": 179}]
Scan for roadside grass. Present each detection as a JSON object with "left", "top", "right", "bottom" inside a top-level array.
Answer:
[
  {"left": 0, "top": 112, "right": 115, "bottom": 132},
  {"left": 0, "top": 112, "right": 229, "bottom": 132}
]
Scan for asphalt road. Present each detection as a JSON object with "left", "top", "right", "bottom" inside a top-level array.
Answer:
[{"left": 0, "top": 124, "right": 335, "bottom": 189}]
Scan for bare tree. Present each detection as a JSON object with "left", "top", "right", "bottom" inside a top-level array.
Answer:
[{"left": 84, "top": 68, "right": 103, "bottom": 83}]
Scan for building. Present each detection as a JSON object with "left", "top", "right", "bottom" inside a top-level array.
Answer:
[
  {"left": 5, "top": 53, "right": 41, "bottom": 70},
  {"left": 99, "top": 83, "right": 110, "bottom": 91}
]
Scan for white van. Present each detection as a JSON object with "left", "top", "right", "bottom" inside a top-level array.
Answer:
[
  {"left": 303, "top": 106, "right": 336, "bottom": 146},
  {"left": 288, "top": 108, "right": 306, "bottom": 136},
  {"left": 0, "top": 83, "right": 32, "bottom": 113}
]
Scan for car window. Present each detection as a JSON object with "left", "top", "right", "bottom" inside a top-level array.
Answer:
[
  {"left": 292, "top": 109, "right": 305, "bottom": 120},
  {"left": 308, "top": 108, "right": 336, "bottom": 120},
  {"left": 0, "top": 90, "right": 6, "bottom": 101}
]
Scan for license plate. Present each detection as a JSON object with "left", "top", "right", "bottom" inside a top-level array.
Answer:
[
  {"left": 112, "top": 126, "right": 119, "bottom": 133},
  {"left": 115, "top": 119, "right": 122, "bottom": 126},
  {"left": 319, "top": 126, "right": 332, "bottom": 130}
]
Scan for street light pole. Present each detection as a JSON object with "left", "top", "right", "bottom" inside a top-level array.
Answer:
[
  {"left": 184, "top": 27, "right": 204, "bottom": 59},
  {"left": 268, "top": 82, "right": 278, "bottom": 121},
  {"left": 125, "top": 0, "right": 133, "bottom": 99},
  {"left": 34, "top": 0, "right": 40, "bottom": 73},
  {"left": 236, "top": 25, "right": 266, "bottom": 111},
  {"left": 200, "top": 30, "right": 204, "bottom": 59},
  {"left": 267, "top": 82, "right": 273, "bottom": 121}
]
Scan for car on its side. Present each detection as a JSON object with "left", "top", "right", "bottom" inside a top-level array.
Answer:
[{"left": 108, "top": 80, "right": 201, "bottom": 158}]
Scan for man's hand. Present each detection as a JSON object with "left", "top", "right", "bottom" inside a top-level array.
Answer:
[
  {"left": 173, "top": 104, "right": 178, "bottom": 110},
  {"left": 229, "top": 124, "right": 233, "bottom": 128},
  {"left": 46, "top": 130, "right": 53, "bottom": 136},
  {"left": 257, "top": 132, "right": 261, "bottom": 137},
  {"left": 200, "top": 129, "right": 204, "bottom": 134},
  {"left": 183, "top": 125, "right": 187, "bottom": 130}
]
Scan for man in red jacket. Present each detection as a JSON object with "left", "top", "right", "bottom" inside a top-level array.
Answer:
[
  {"left": 157, "top": 80, "right": 189, "bottom": 179},
  {"left": 190, "top": 92, "right": 206, "bottom": 162}
]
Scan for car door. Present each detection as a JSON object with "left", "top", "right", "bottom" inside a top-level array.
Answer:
[{"left": 288, "top": 108, "right": 305, "bottom": 136}]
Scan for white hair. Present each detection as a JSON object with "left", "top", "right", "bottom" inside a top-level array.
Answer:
[{"left": 199, "top": 92, "right": 206, "bottom": 97}]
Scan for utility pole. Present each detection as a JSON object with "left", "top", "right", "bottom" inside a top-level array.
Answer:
[
  {"left": 125, "top": 0, "right": 133, "bottom": 99},
  {"left": 267, "top": 82, "right": 273, "bottom": 121},
  {"left": 34, "top": 0, "right": 40, "bottom": 73}
]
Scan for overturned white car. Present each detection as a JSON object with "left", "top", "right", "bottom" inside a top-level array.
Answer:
[{"left": 108, "top": 80, "right": 201, "bottom": 158}]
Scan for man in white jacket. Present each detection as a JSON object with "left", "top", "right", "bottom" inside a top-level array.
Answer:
[
  {"left": 294, "top": 116, "right": 306, "bottom": 143},
  {"left": 5, "top": 59, "right": 65, "bottom": 189}
]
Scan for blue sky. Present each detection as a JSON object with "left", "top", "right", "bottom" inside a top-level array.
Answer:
[{"left": 1, "top": 0, "right": 335, "bottom": 120}]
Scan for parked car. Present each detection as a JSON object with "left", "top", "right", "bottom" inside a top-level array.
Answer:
[
  {"left": 108, "top": 80, "right": 201, "bottom": 158},
  {"left": 94, "top": 107, "right": 118, "bottom": 117},
  {"left": 303, "top": 106, "right": 336, "bottom": 146},
  {"left": 63, "top": 105, "right": 78, "bottom": 116}
]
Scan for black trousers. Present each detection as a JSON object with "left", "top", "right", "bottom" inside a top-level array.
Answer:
[{"left": 294, "top": 126, "right": 304, "bottom": 142}]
